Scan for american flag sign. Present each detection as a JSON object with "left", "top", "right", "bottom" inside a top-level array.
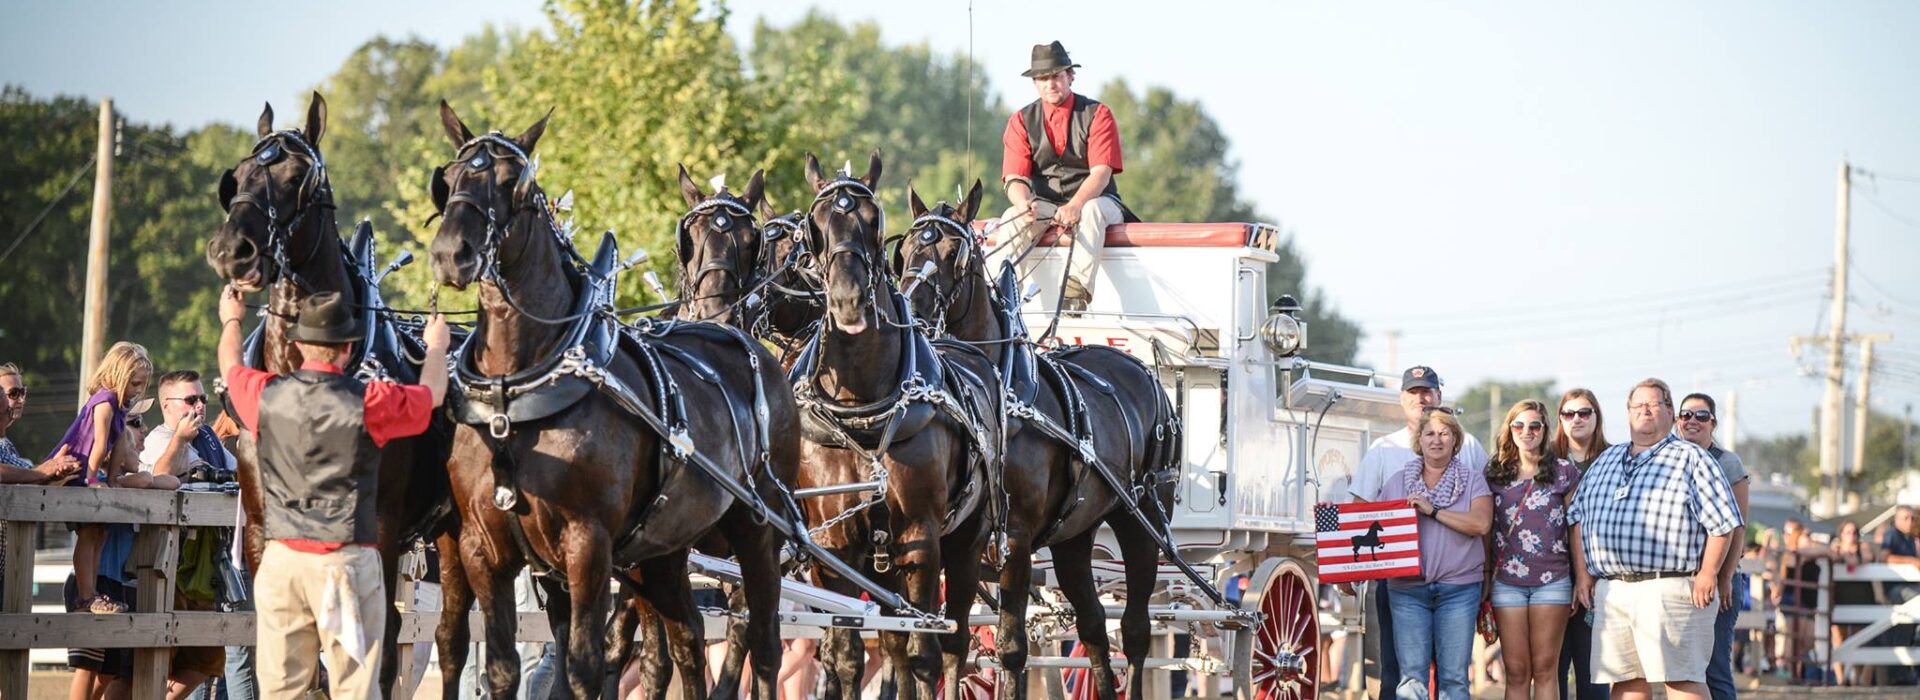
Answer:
[{"left": 1314, "top": 500, "right": 1422, "bottom": 584}]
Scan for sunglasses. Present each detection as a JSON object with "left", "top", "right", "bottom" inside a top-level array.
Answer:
[
  {"left": 3, "top": 388, "right": 23, "bottom": 400},
  {"left": 1559, "top": 407, "right": 1595, "bottom": 419},
  {"left": 1423, "top": 406, "right": 1455, "bottom": 415},
  {"left": 165, "top": 395, "right": 209, "bottom": 407},
  {"left": 1677, "top": 409, "right": 1715, "bottom": 422},
  {"left": 1510, "top": 421, "right": 1546, "bottom": 432}
]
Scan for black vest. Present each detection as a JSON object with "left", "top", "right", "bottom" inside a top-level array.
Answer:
[
  {"left": 1020, "top": 94, "right": 1123, "bottom": 206},
  {"left": 256, "top": 369, "right": 382, "bottom": 545}
]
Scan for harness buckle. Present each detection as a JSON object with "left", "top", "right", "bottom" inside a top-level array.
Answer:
[
  {"left": 493, "top": 484, "right": 518, "bottom": 510},
  {"left": 489, "top": 413, "right": 512, "bottom": 439}
]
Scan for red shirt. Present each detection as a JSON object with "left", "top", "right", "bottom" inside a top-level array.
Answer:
[
  {"left": 1001, "top": 93, "right": 1125, "bottom": 184},
  {"left": 224, "top": 360, "right": 434, "bottom": 552}
]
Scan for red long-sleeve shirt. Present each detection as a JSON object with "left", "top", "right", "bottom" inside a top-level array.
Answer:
[{"left": 224, "top": 360, "right": 433, "bottom": 552}]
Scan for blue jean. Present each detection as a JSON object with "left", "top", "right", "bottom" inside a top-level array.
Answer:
[
  {"left": 1707, "top": 573, "right": 1747, "bottom": 700},
  {"left": 1388, "top": 582, "right": 1480, "bottom": 700},
  {"left": 1560, "top": 607, "right": 1607, "bottom": 700},
  {"left": 1372, "top": 580, "right": 1401, "bottom": 697}
]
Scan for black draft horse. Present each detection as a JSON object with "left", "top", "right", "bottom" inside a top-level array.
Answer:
[
  {"left": 790, "top": 153, "right": 1001, "bottom": 700},
  {"left": 203, "top": 92, "right": 458, "bottom": 698},
  {"left": 426, "top": 102, "right": 793, "bottom": 699},
  {"left": 893, "top": 182, "right": 1186, "bottom": 700}
]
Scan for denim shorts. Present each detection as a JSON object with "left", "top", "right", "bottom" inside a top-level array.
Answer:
[{"left": 1492, "top": 577, "right": 1573, "bottom": 608}]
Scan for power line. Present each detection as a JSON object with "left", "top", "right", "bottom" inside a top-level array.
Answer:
[
  {"left": 1376, "top": 269, "right": 1825, "bottom": 328},
  {"left": 0, "top": 157, "right": 97, "bottom": 266},
  {"left": 1855, "top": 167, "right": 1920, "bottom": 185},
  {"left": 1858, "top": 189, "right": 1920, "bottom": 230},
  {"left": 1399, "top": 286, "right": 1822, "bottom": 350},
  {"left": 1851, "top": 263, "right": 1920, "bottom": 310}
]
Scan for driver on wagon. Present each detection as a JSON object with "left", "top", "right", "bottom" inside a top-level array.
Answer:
[{"left": 989, "top": 40, "right": 1139, "bottom": 311}]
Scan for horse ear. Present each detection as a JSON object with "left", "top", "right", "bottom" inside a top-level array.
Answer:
[
  {"left": 906, "top": 185, "right": 928, "bottom": 219},
  {"left": 256, "top": 102, "right": 274, "bottom": 138},
  {"left": 758, "top": 195, "right": 778, "bottom": 222},
  {"left": 957, "top": 179, "right": 984, "bottom": 223},
  {"left": 677, "top": 164, "right": 704, "bottom": 207},
  {"left": 303, "top": 92, "right": 327, "bottom": 147},
  {"left": 742, "top": 169, "right": 766, "bottom": 212},
  {"left": 516, "top": 108, "right": 553, "bottom": 153},
  {"left": 804, "top": 153, "right": 826, "bottom": 193},
  {"left": 862, "top": 150, "right": 883, "bottom": 189},
  {"left": 438, "top": 100, "right": 473, "bottom": 150},
  {"left": 218, "top": 168, "right": 238, "bottom": 212}
]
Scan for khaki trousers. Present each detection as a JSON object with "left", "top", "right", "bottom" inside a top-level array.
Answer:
[
  {"left": 988, "top": 195, "right": 1123, "bottom": 302},
  {"left": 255, "top": 540, "right": 388, "bottom": 700}
]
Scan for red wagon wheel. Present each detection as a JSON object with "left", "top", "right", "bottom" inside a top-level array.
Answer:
[{"left": 1233, "top": 558, "right": 1318, "bottom": 700}]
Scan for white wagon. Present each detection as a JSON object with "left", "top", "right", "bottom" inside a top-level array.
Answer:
[{"left": 988, "top": 221, "right": 1405, "bottom": 699}]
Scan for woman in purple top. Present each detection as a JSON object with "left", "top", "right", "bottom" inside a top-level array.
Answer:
[
  {"left": 54, "top": 341, "right": 151, "bottom": 613},
  {"left": 1379, "top": 407, "right": 1493, "bottom": 700},
  {"left": 1486, "top": 399, "right": 1584, "bottom": 700}
]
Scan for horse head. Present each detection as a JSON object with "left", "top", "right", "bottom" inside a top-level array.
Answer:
[
  {"left": 673, "top": 165, "right": 765, "bottom": 325},
  {"left": 893, "top": 180, "right": 985, "bottom": 333},
  {"left": 802, "top": 152, "right": 885, "bottom": 335},
  {"left": 426, "top": 100, "right": 552, "bottom": 291},
  {"left": 206, "top": 92, "right": 338, "bottom": 294}
]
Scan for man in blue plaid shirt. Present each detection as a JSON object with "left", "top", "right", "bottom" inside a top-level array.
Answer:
[{"left": 1568, "top": 378, "right": 1741, "bottom": 700}]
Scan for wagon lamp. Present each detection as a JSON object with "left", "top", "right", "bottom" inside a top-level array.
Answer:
[{"left": 1260, "top": 295, "right": 1308, "bottom": 358}]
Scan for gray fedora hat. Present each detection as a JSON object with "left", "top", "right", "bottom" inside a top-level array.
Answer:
[
  {"left": 287, "top": 292, "right": 363, "bottom": 344},
  {"left": 1021, "top": 41, "right": 1081, "bottom": 78}
]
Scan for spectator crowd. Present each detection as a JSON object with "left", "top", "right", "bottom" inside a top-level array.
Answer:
[{"left": 1339, "top": 365, "right": 1920, "bottom": 700}]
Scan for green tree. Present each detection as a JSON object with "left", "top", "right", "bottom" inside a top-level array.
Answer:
[
  {"left": 0, "top": 87, "right": 249, "bottom": 449},
  {"left": 1452, "top": 378, "right": 1562, "bottom": 449}
]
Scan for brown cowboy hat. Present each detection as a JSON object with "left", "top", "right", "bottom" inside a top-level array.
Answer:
[
  {"left": 1021, "top": 41, "right": 1081, "bottom": 78},
  {"left": 287, "top": 292, "right": 363, "bottom": 344}
]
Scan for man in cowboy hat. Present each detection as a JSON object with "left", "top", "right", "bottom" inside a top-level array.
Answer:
[
  {"left": 216, "top": 286, "right": 449, "bottom": 699},
  {"left": 988, "top": 40, "right": 1137, "bottom": 311}
]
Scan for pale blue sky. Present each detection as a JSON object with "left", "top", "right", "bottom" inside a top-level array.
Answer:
[{"left": 6, "top": 1, "right": 1919, "bottom": 443}]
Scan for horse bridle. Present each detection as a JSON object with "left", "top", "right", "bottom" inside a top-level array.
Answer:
[
  {"left": 892, "top": 211, "right": 983, "bottom": 336},
  {"left": 805, "top": 178, "right": 890, "bottom": 321},
  {"left": 674, "top": 194, "right": 757, "bottom": 311},
  {"left": 220, "top": 130, "right": 334, "bottom": 294},
  {"left": 433, "top": 132, "right": 579, "bottom": 323}
]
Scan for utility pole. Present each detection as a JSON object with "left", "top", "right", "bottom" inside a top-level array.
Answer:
[
  {"left": 78, "top": 98, "right": 115, "bottom": 405},
  {"left": 1800, "top": 156, "right": 1851, "bottom": 517},
  {"left": 1725, "top": 389, "right": 1739, "bottom": 454},
  {"left": 1847, "top": 333, "right": 1891, "bottom": 511},
  {"left": 1489, "top": 384, "right": 1503, "bottom": 447},
  {"left": 1385, "top": 330, "right": 1400, "bottom": 376}
]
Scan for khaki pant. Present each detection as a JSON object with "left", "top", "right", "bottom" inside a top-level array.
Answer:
[
  {"left": 1592, "top": 577, "right": 1717, "bottom": 684},
  {"left": 988, "top": 196, "right": 1123, "bottom": 303},
  {"left": 255, "top": 540, "right": 388, "bottom": 699}
]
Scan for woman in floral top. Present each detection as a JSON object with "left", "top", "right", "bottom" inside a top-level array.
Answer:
[{"left": 1486, "top": 399, "right": 1583, "bottom": 700}]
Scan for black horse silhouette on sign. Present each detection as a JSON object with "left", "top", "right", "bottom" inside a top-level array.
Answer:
[{"left": 1350, "top": 521, "right": 1387, "bottom": 561}]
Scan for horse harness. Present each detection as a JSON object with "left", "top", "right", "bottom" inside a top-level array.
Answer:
[{"left": 789, "top": 179, "right": 1000, "bottom": 572}]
